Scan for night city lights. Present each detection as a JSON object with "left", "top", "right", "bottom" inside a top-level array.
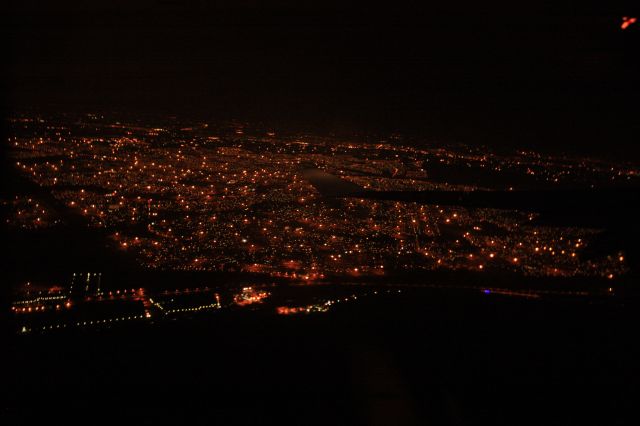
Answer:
[{"left": 4, "top": 2, "right": 639, "bottom": 425}]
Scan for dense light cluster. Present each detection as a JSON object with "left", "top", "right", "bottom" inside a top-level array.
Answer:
[{"left": 6, "top": 114, "right": 635, "bottom": 280}]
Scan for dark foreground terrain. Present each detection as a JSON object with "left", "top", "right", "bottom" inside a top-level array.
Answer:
[{"left": 5, "top": 287, "right": 639, "bottom": 425}]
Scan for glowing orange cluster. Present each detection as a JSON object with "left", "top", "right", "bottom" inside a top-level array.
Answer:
[{"left": 621, "top": 16, "right": 637, "bottom": 30}]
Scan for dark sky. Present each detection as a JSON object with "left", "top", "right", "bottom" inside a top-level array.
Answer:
[{"left": 3, "top": 1, "right": 639, "bottom": 158}]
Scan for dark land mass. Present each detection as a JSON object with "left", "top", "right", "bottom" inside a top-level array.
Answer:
[{"left": 6, "top": 286, "right": 639, "bottom": 425}]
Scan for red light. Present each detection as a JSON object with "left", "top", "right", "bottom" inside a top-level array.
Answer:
[{"left": 621, "top": 17, "right": 637, "bottom": 30}]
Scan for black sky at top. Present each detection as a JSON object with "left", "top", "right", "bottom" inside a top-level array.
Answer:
[{"left": 3, "top": 1, "right": 640, "bottom": 158}]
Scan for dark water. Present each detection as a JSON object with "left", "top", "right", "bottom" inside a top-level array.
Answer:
[{"left": 301, "top": 168, "right": 364, "bottom": 197}]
